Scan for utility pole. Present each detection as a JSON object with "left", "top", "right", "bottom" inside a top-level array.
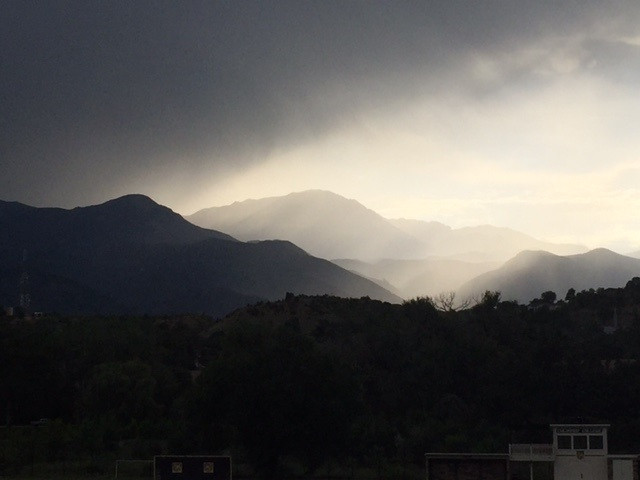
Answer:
[{"left": 19, "top": 249, "right": 31, "bottom": 316}]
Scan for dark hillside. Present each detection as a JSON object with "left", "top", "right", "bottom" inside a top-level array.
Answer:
[
  {"left": 0, "top": 194, "right": 235, "bottom": 250},
  {"left": 3, "top": 281, "right": 640, "bottom": 478},
  {"left": 459, "top": 248, "right": 640, "bottom": 303},
  {"left": 0, "top": 196, "right": 399, "bottom": 316}
]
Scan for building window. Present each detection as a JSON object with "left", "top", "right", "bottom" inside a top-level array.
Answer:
[
  {"left": 589, "top": 435, "right": 604, "bottom": 450},
  {"left": 574, "top": 435, "right": 588, "bottom": 450},
  {"left": 557, "top": 435, "right": 572, "bottom": 449}
]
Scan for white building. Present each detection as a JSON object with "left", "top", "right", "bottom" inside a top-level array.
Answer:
[
  {"left": 510, "top": 424, "right": 637, "bottom": 480},
  {"left": 427, "top": 424, "right": 638, "bottom": 480}
]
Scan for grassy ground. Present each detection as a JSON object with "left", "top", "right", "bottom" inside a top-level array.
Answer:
[
  {"left": 0, "top": 456, "right": 425, "bottom": 480},
  {"left": 1, "top": 477, "right": 112, "bottom": 480}
]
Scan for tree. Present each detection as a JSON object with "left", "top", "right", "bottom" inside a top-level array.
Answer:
[
  {"left": 473, "top": 291, "right": 501, "bottom": 311},
  {"left": 191, "top": 321, "right": 358, "bottom": 479},
  {"left": 402, "top": 296, "right": 438, "bottom": 321},
  {"left": 565, "top": 288, "right": 576, "bottom": 302},
  {"left": 80, "top": 360, "right": 159, "bottom": 438},
  {"left": 541, "top": 291, "right": 557, "bottom": 304},
  {"left": 433, "top": 291, "right": 470, "bottom": 312}
]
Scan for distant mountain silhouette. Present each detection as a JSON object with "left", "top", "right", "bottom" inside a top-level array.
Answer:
[
  {"left": 187, "top": 190, "right": 426, "bottom": 261},
  {"left": 0, "top": 195, "right": 400, "bottom": 316},
  {"left": 458, "top": 248, "right": 640, "bottom": 303},
  {"left": 332, "top": 257, "right": 498, "bottom": 299},
  {"left": 188, "top": 190, "right": 586, "bottom": 263},
  {"left": 187, "top": 190, "right": 589, "bottom": 298},
  {"left": 0, "top": 194, "right": 235, "bottom": 250},
  {"left": 389, "top": 219, "right": 586, "bottom": 262}
]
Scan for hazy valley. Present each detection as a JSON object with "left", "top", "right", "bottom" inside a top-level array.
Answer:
[{"left": 189, "top": 190, "right": 640, "bottom": 304}]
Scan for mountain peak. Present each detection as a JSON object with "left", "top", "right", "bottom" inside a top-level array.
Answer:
[
  {"left": 91, "top": 194, "right": 161, "bottom": 211},
  {"left": 281, "top": 190, "right": 365, "bottom": 210},
  {"left": 512, "top": 249, "right": 559, "bottom": 260},
  {"left": 286, "top": 189, "right": 342, "bottom": 198},
  {"left": 459, "top": 248, "right": 640, "bottom": 304},
  {"left": 104, "top": 193, "right": 157, "bottom": 204},
  {"left": 188, "top": 190, "right": 425, "bottom": 261},
  {"left": 67, "top": 195, "right": 236, "bottom": 244},
  {"left": 580, "top": 247, "right": 620, "bottom": 258}
]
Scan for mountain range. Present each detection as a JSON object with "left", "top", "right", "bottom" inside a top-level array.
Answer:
[
  {"left": 388, "top": 218, "right": 586, "bottom": 262},
  {"left": 3, "top": 191, "right": 638, "bottom": 314},
  {"left": 0, "top": 195, "right": 399, "bottom": 316},
  {"left": 188, "top": 190, "right": 586, "bottom": 262},
  {"left": 458, "top": 248, "right": 640, "bottom": 303},
  {"left": 188, "top": 190, "right": 425, "bottom": 261},
  {"left": 188, "top": 190, "right": 590, "bottom": 299}
]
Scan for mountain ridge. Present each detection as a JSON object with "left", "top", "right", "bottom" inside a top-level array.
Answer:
[
  {"left": 458, "top": 248, "right": 640, "bottom": 303},
  {"left": 188, "top": 190, "right": 426, "bottom": 261},
  {"left": 187, "top": 190, "right": 588, "bottom": 298},
  {"left": 188, "top": 190, "right": 587, "bottom": 263},
  {"left": 0, "top": 195, "right": 400, "bottom": 316}
]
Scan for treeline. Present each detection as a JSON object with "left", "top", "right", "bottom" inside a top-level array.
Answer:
[{"left": 3, "top": 279, "right": 640, "bottom": 479}]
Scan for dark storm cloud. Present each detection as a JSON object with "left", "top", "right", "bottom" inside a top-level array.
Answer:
[{"left": 1, "top": 0, "right": 637, "bottom": 207}]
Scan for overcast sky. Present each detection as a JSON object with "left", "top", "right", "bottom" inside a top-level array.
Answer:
[{"left": 2, "top": 1, "right": 640, "bottom": 251}]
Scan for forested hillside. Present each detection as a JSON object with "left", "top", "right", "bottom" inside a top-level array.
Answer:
[{"left": 3, "top": 279, "right": 640, "bottom": 479}]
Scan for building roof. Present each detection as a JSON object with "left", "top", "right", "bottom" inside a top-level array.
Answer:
[
  {"left": 425, "top": 453, "right": 509, "bottom": 460},
  {"left": 550, "top": 424, "right": 610, "bottom": 428}
]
